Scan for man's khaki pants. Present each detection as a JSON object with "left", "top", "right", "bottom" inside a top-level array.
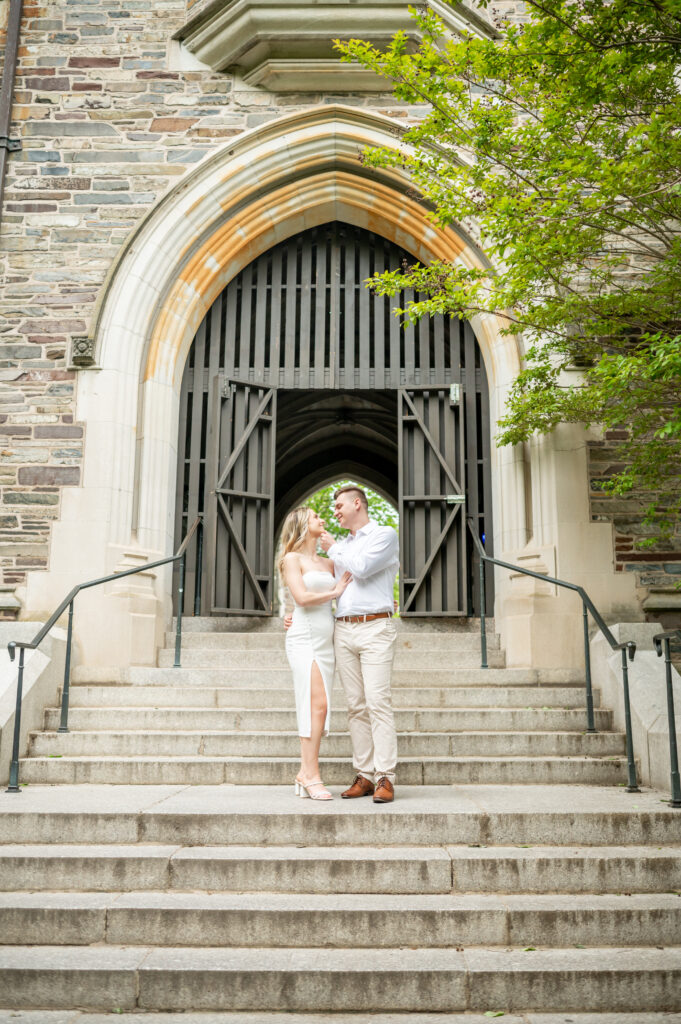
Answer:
[{"left": 334, "top": 617, "right": 398, "bottom": 785}]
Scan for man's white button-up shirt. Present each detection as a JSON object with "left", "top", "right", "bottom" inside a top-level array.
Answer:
[{"left": 328, "top": 519, "right": 399, "bottom": 618}]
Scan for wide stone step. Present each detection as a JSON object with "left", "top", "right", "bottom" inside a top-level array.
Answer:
[
  {"left": 72, "top": 664, "right": 586, "bottom": 689},
  {"left": 166, "top": 630, "right": 502, "bottom": 652},
  {"left": 2, "top": 785, "right": 677, "bottom": 847},
  {"left": 174, "top": 616, "right": 492, "bottom": 634},
  {"left": 0, "top": 944, "right": 679, "bottom": 1012},
  {"left": 158, "top": 649, "right": 507, "bottom": 669},
  {"left": 64, "top": 683, "right": 598, "bottom": 709},
  {"left": 18, "top": 754, "right": 630, "bottom": 786},
  {"left": 30, "top": 730, "right": 626, "bottom": 759},
  {"left": 1, "top": 1015, "right": 675, "bottom": 1024},
  {"left": 2, "top": 843, "right": 677, "bottom": 895},
  {"left": 45, "top": 704, "right": 612, "bottom": 732},
  {"left": 1, "top": 892, "right": 679, "bottom": 949},
  {"left": 0, "top": 845, "right": 451, "bottom": 894}
]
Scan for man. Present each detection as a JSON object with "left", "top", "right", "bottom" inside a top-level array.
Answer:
[{"left": 321, "top": 485, "right": 400, "bottom": 804}]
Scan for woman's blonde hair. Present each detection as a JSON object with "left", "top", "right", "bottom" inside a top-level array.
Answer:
[{"left": 278, "top": 506, "right": 311, "bottom": 577}]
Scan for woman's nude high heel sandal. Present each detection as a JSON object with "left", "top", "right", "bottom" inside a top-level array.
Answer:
[{"left": 295, "top": 776, "right": 333, "bottom": 800}]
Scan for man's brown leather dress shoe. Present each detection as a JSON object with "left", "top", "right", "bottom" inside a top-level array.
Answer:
[
  {"left": 341, "top": 774, "right": 375, "bottom": 799},
  {"left": 373, "top": 777, "right": 394, "bottom": 803}
]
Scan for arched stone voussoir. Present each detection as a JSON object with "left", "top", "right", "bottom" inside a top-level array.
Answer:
[{"left": 93, "top": 104, "right": 515, "bottom": 392}]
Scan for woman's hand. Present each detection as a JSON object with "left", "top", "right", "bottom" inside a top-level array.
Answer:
[{"left": 333, "top": 571, "right": 352, "bottom": 598}]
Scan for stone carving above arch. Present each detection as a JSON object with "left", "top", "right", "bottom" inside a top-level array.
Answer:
[{"left": 173, "top": 0, "right": 496, "bottom": 92}]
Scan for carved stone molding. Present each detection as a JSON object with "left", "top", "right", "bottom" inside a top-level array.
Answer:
[
  {"left": 174, "top": 0, "right": 496, "bottom": 92},
  {"left": 71, "top": 336, "right": 96, "bottom": 368}
]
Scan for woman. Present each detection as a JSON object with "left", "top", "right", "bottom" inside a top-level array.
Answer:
[{"left": 279, "top": 507, "right": 351, "bottom": 800}]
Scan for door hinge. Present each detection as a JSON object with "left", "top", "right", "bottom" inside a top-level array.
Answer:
[
  {"left": 446, "top": 494, "right": 466, "bottom": 504},
  {"left": 221, "top": 380, "right": 230, "bottom": 398},
  {"left": 449, "top": 383, "right": 460, "bottom": 404}
]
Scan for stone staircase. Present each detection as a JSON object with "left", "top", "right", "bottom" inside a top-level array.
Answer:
[{"left": 1, "top": 616, "right": 680, "bottom": 1015}]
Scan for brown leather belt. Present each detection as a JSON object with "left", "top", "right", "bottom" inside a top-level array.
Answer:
[{"left": 336, "top": 612, "right": 392, "bottom": 624}]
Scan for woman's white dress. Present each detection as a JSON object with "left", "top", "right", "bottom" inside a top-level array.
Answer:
[{"left": 285, "top": 570, "right": 335, "bottom": 738}]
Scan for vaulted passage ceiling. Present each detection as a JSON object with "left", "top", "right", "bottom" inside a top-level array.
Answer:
[{"left": 274, "top": 389, "right": 398, "bottom": 533}]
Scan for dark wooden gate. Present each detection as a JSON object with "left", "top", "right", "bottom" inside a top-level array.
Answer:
[
  {"left": 174, "top": 221, "right": 493, "bottom": 616},
  {"left": 206, "top": 378, "right": 276, "bottom": 615},
  {"left": 399, "top": 386, "right": 467, "bottom": 615}
]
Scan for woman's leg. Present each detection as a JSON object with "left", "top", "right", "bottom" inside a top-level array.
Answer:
[{"left": 299, "top": 660, "right": 328, "bottom": 781}]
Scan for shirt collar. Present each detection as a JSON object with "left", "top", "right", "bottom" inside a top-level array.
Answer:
[{"left": 350, "top": 519, "right": 377, "bottom": 540}]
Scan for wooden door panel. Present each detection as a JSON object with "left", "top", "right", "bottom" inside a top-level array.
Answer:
[
  {"left": 399, "top": 386, "right": 467, "bottom": 615},
  {"left": 207, "top": 378, "right": 276, "bottom": 615}
]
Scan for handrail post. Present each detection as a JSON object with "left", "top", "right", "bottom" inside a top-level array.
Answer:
[
  {"left": 6, "top": 644, "right": 25, "bottom": 792},
  {"left": 656, "top": 635, "right": 681, "bottom": 808},
  {"left": 174, "top": 551, "right": 186, "bottom": 668},
  {"left": 58, "top": 599, "right": 74, "bottom": 734},
  {"left": 621, "top": 644, "right": 640, "bottom": 792},
  {"left": 479, "top": 554, "right": 488, "bottom": 669},
  {"left": 582, "top": 602, "right": 596, "bottom": 733},
  {"left": 194, "top": 520, "right": 203, "bottom": 617}
]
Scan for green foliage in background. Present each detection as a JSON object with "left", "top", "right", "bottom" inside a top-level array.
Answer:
[{"left": 336, "top": 0, "right": 681, "bottom": 542}]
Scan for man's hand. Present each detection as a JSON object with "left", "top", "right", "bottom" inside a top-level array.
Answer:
[
  {"left": 283, "top": 613, "right": 293, "bottom": 631},
  {"left": 319, "top": 530, "right": 335, "bottom": 553}
]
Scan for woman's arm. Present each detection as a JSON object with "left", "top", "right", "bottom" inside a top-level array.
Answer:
[{"left": 283, "top": 554, "right": 351, "bottom": 606}]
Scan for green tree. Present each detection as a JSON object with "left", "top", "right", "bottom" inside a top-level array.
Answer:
[{"left": 337, "top": 0, "right": 681, "bottom": 541}]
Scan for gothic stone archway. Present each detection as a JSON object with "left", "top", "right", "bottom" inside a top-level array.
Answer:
[{"left": 174, "top": 222, "right": 493, "bottom": 617}]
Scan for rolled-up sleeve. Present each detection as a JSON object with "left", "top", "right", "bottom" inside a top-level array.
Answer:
[{"left": 329, "top": 528, "right": 398, "bottom": 579}]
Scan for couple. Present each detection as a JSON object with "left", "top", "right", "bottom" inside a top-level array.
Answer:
[{"left": 279, "top": 485, "right": 399, "bottom": 803}]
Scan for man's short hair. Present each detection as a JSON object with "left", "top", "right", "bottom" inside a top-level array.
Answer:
[{"left": 334, "top": 484, "right": 368, "bottom": 510}]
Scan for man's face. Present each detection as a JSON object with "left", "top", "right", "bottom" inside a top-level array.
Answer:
[{"left": 334, "top": 492, "right": 360, "bottom": 530}]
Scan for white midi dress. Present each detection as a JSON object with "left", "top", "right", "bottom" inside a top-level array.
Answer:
[{"left": 285, "top": 570, "right": 335, "bottom": 738}]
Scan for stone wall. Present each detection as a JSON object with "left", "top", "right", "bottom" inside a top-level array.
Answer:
[
  {"left": 589, "top": 433, "right": 681, "bottom": 627},
  {"left": 0, "top": 0, "right": 440, "bottom": 616}
]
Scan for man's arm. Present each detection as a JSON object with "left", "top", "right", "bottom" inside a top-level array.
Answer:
[{"left": 328, "top": 528, "right": 398, "bottom": 579}]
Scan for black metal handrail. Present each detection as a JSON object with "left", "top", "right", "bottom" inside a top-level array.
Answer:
[
  {"left": 653, "top": 629, "right": 681, "bottom": 809},
  {"left": 466, "top": 517, "right": 640, "bottom": 793},
  {"left": 5, "top": 516, "right": 203, "bottom": 793}
]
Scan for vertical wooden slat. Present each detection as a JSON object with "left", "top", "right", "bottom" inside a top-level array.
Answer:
[
  {"left": 283, "top": 239, "right": 298, "bottom": 387},
  {"left": 223, "top": 278, "right": 237, "bottom": 379},
  {"left": 313, "top": 231, "right": 327, "bottom": 388},
  {"left": 237, "top": 264, "right": 253, "bottom": 378},
  {"left": 299, "top": 237, "right": 312, "bottom": 387},
  {"left": 343, "top": 229, "right": 355, "bottom": 387},
  {"left": 403, "top": 287, "right": 415, "bottom": 387},
  {"left": 329, "top": 228, "right": 340, "bottom": 388},
  {"left": 434, "top": 311, "right": 445, "bottom": 382},
  {"left": 373, "top": 243, "right": 385, "bottom": 389},
  {"left": 270, "top": 248, "right": 282, "bottom": 381},
  {"left": 389, "top": 292, "right": 401, "bottom": 388},
  {"left": 254, "top": 256, "right": 268, "bottom": 385},
  {"left": 358, "top": 237, "right": 371, "bottom": 389},
  {"left": 205, "top": 375, "right": 222, "bottom": 613},
  {"left": 418, "top": 310, "right": 430, "bottom": 384}
]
